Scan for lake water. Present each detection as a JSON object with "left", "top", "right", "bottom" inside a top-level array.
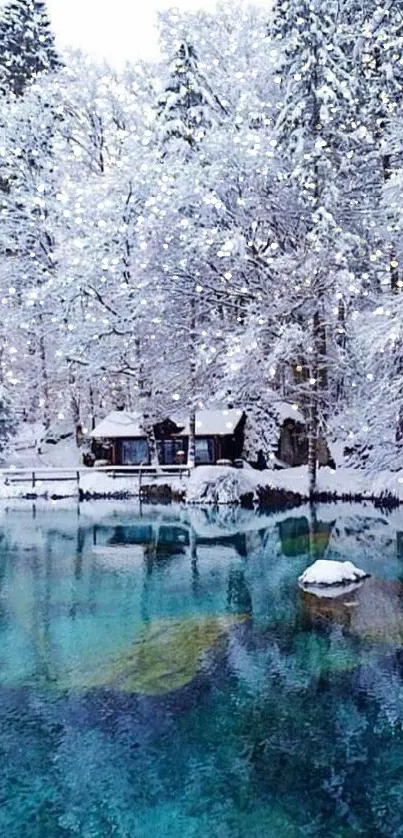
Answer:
[{"left": 2, "top": 500, "right": 403, "bottom": 837}]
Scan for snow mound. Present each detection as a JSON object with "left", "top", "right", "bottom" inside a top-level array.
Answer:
[
  {"left": 299, "top": 559, "right": 370, "bottom": 588},
  {"left": 186, "top": 465, "right": 257, "bottom": 505}
]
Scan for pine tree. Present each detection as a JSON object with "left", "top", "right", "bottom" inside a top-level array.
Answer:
[
  {"left": 0, "top": 0, "right": 60, "bottom": 98},
  {"left": 157, "top": 40, "right": 219, "bottom": 152}
]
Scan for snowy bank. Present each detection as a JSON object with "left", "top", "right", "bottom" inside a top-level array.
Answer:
[
  {"left": 186, "top": 464, "right": 403, "bottom": 507},
  {"left": 1, "top": 462, "right": 403, "bottom": 506}
]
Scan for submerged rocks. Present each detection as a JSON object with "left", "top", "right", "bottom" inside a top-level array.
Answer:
[
  {"left": 61, "top": 614, "right": 246, "bottom": 697},
  {"left": 301, "top": 577, "right": 403, "bottom": 647},
  {"left": 299, "top": 559, "right": 370, "bottom": 590}
]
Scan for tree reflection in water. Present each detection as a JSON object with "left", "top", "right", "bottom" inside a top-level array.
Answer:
[{"left": 0, "top": 502, "right": 403, "bottom": 835}]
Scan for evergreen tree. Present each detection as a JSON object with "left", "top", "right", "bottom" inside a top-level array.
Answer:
[
  {"left": 157, "top": 40, "right": 219, "bottom": 152},
  {"left": 0, "top": 0, "right": 60, "bottom": 97}
]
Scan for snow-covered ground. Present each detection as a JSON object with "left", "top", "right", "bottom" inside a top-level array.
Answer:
[
  {"left": 187, "top": 464, "right": 403, "bottom": 505},
  {"left": 3, "top": 422, "right": 81, "bottom": 469},
  {"left": 0, "top": 461, "right": 403, "bottom": 504},
  {"left": 2, "top": 425, "right": 403, "bottom": 504}
]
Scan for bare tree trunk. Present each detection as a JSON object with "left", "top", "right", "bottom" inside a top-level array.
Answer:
[
  {"left": 383, "top": 155, "right": 400, "bottom": 293},
  {"left": 335, "top": 297, "right": 347, "bottom": 400},
  {"left": 125, "top": 378, "right": 133, "bottom": 411},
  {"left": 188, "top": 293, "right": 197, "bottom": 469},
  {"left": 89, "top": 384, "right": 96, "bottom": 430},
  {"left": 188, "top": 409, "right": 196, "bottom": 468},
  {"left": 141, "top": 407, "right": 158, "bottom": 465},
  {"left": 135, "top": 336, "right": 158, "bottom": 465},
  {"left": 308, "top": 386, "right": 318, "bottom": 500},
  {"left": 72, "top": 401, "right": 82, "bottom": 446},
  {"left": 38, "top": 316, "right": 50, "bottom": 430},
  {"left": 68, "top": 367, "right": 82, "bottom": 446},
  {"left": 308, "top": 313, "right": 321, "bottom": 499},
  {"left": 390, "top": 245, "right": 400, "bottom": 293}
]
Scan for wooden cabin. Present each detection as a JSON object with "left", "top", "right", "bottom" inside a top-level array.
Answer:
[{"left": 89, "top": 409, "right": 246, "bottom": 467}]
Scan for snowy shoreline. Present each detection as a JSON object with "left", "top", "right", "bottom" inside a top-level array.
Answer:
[{"left": 0, "top": 464, "right": 402, "bottom": 508}]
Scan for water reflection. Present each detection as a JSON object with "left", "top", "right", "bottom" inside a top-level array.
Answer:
[{"left": 2, "top": 501, "right": 403, "bottom": 835}]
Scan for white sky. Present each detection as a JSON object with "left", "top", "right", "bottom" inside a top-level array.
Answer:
[{"left": 48, "top": 0, "right": 221, "bottom": 67}]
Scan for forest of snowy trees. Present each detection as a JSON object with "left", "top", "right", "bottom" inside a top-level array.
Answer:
[{"left": 1, "top": 0, "right": 403, "bottom": 486}]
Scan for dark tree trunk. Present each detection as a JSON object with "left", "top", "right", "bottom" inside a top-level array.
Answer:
[
  {"left": 188, "top": 291, "right": 197, "bottom": 469},
  {"left": 89, "top": 384, "right": 96, "bottom": 430},
  {"left": 308, "top": 312, "right": 322, "bottom": 499},
  {"left": 188, "top": 410, "right": 196, "bottom": 468},
  {"left": 383, "top": 155, "right": 400, "bottom": 292},
  {"left": 38, "top": 317, "right": 50, "bottom": 430},
  {"left": 141, "top": 409, "right": 158, "bottom": 465},
  {"left": 308, "top": 385, "right": 318, "bottom": 500}
]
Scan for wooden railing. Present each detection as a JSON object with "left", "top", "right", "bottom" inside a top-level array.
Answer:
[{"left": 0, "top": 464, "right": 191, "bottom": 488}]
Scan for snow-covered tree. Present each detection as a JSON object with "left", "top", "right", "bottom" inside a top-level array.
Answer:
[
  {"left": 267, "top": 0, "right": 361, "bottom": 492},
  {"left": 0, "top": 383, "right": 17, "bottom": 452},
  {"left": 157, "top": 40, "right": 216, "bottom": 151},
  {"left": 0, "top": 0, "right": 60, "bottom": 98}
]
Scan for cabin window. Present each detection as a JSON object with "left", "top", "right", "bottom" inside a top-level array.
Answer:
[
  {"left": 120, "top": 439, "right": 149, "bottom": 465},
  {"left": 195, "top": 438, "right": 214, "bottom": 464},
  {"left": 157, "top": 439, "right": 188, "bottom": 465}
]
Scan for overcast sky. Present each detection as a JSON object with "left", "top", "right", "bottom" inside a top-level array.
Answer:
[{"left": 48, "top": 0, "right": 220, "bottom": 66}]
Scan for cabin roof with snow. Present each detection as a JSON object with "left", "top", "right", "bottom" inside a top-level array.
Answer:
[
  {"left": 274, "top": 402, "right": 305, "bottom": 425},
  {"left": 90, "top": 411, "right": 144, "bottom": 439},
  {"left": 173, "top": 409, "right": 245, "bottom": 436},
  {"left": 90, "top": 408, "right": 245, "bottom": 440}
]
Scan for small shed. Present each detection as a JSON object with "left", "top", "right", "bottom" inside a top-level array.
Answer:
[
  {"left": 276, "top": 403, "right": 308, "bottom": 467},
  {"left": 247, "top": 401, "right": 333, "bottom": 469}
]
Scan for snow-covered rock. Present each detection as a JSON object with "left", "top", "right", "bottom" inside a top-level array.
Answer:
[{"left": 299, "top": 559, "right": 370, "bottom": 588}]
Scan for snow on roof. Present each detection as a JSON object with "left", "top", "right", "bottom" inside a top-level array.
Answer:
[
  {"left": 90, "top": 411, "right": 145, "bottom": 439},
  {"left": 275, "top": 402, "right": 305, "bottom": 425},
  {"left": 175, "top": 409, "right": 245, "bottom": 437},
  {"left": 90, "top": 406, "right": 302, "bottom": 440}
]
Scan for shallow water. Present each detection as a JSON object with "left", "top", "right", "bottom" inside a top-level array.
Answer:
[{"left": 2, "top": 500, "right": 403, "bottom": 836}]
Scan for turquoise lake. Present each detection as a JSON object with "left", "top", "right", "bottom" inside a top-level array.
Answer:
[{"left": 2, "top": 500, "right": 403, "bottom": 837}]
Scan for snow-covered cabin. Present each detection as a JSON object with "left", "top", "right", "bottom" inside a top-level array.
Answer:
[{"left": 89, "top": 409, "right": 246, "bottom": 466}]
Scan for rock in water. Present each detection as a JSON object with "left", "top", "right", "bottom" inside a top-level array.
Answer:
[{"left": 299, "top": 559, "right": 370, "bottom": 589}]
